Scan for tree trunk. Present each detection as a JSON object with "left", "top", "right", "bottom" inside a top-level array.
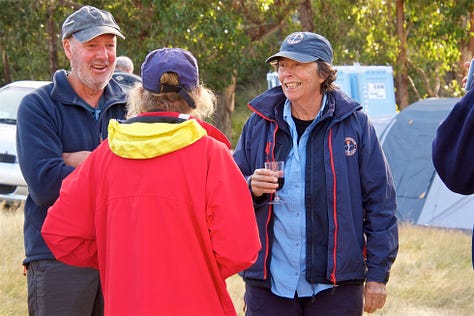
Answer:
[
  {"left": 395, "top": 0, "right": 410, "bottom": 110},
  {"left": 2, "top": 49, "right": 11, "bottom": 83},
  {"left": 46, "top": 6, "right": 59, "bottom": 75},
  {"left": 217, "top": 0, "right": 295, "bottom": 145},
  {"left": 298, "top": 0, "right": 314, "bottom": 32},
  {"left": 215, "top": 70, "right": 237, "bottom": 145}
]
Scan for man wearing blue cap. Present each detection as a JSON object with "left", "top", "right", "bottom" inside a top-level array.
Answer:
[
  {"left": 17, "top": 5, "right": 127, "bottom": 315},
  {"left": 233, "top": 32, "right": 399, "bottom": 315}
]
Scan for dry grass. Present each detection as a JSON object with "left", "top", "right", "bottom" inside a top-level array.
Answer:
[
  {"left": 2, "top": 203, "right": 474, "bottom": 315},
  {"left": 0, "top": 202, "right": 28, "bottom": 316}
]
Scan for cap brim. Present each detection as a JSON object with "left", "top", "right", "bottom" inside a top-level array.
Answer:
[
  {"left": 265, "top": 51, "right": 317, "bottom": 64},
  {"left": 73, "top": 26, "right": 125, "bottom": 42}
]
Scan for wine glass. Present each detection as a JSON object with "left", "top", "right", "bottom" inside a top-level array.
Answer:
[{"left": 264, "top": 161, "right": 285, "bottom": 204}]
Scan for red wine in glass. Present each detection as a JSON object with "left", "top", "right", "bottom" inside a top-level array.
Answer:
[
  {"left": 277, "top": 177, "right": 285, "bottom": 191},
  {"left": 264, "top": 161, "right": 285, "bottom": 204}
]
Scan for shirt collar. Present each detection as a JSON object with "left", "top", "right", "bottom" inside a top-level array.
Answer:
[{"left": 283, "top": 93, "right": 328, "bottom": 120}]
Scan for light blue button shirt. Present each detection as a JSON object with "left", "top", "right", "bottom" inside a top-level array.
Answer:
[
  {"left": 83, "top": 94, "right": 105, "bottom": 121},
  {"left": 270, "top": 95, "right": 333, "bottom": 298}
]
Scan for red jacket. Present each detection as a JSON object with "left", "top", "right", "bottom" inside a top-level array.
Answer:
[{"left": 42, "top": 113, "right": 261, "bottom": 315}]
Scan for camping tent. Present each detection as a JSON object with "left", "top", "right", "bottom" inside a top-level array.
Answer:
[{"left": 379, "top": 97, "right": 474, "bottom": 231}]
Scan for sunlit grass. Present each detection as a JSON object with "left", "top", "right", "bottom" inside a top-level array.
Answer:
[
  {"left": 0, "top": 203, "right": 28, "bottom": 316},
  {"left": 2, "top": 204, "right": 473, "bottom": 315}
]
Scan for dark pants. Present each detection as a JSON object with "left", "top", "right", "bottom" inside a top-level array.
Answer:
[
  {"left": 27, "top": 260, "right": 103, "bottom": 316},
  {"left": 244, "top": 283, "right": 363, "bottom": 316}
]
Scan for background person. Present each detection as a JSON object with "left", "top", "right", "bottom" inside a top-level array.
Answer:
[
  {"left": 115, "top": 55, "right": 134, "bottom": 73},
  {"left": 432, "top": 67, "right": 474, "bottom": 195},
  {"left": 113, "top": 55, "right": 141, "bottom": 90},
  {"left": 432, "top": 74, "right": 474, "bottom": 268},
  {"left": 233, "top": 31, "right": 399, "bottom": 315},
  {"left": 16, "top": 5, "right": 127, "bottom": 315},
  {"left": 41, "top": 47, "right": 261, "bottom": 316}
]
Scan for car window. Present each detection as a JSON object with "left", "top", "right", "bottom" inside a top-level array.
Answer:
[{"left": 0, "top": 86, "right": 34, "bottom": 123}]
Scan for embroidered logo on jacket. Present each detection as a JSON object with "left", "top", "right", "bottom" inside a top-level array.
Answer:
[{"left": 344, "top": 137, "right": 357, "bottom": 156}]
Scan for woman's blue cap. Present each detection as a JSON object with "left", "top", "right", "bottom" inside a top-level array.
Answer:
[
  {"left": 141, "top": 48, "right": 199, "bottom": 108},
  {"left": 141, "top": 48, "right": 199, "bottom": 93},
  {"left": 266, "top": 32, "right": 333, "bottom": 65}
]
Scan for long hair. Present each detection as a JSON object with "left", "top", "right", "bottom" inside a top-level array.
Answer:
[{"left": 126, "top": 72, "right": 216, "bottom": 119}]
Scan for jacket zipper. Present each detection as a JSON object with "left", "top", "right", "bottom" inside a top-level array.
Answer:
[
  {"left": 263, "top": 121, "right": 278, "bottom": 279},
  {"left": 328, "top": 128, "right": 338, "bottom": 286}
]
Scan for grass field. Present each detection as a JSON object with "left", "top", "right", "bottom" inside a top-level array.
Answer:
[{"left": 1, "top": 202, "right": 474, "bottom": 315}]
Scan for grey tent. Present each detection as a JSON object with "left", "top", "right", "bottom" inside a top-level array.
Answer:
[{"left": 379, "top": 98, "right": 474, "bottom": 231}]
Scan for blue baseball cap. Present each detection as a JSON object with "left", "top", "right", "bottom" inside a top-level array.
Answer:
[
  {"left": 266, "top": 32, "right": 333, "bottom": 65},
  {"left": 141, "top": 48, "right": 199, "bottom": 108},
  {"left": 62, "top": 6, "right": 125, "bottom": 42}
]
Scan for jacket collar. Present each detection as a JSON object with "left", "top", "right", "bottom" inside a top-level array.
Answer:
[
  {"left": 50, "top": 69, "right": 127, "bottom": 109},
  {"left": 248, "top": 86, "right": 361, "bottom": 123},
  {"left": 122, "top": 111, "right": 231, "bottom": 149},
  {"left": 107, "top": 115, "right": 207, "bottom": 159}
]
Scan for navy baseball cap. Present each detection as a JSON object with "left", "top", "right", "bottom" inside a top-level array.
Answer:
[
  {"left": 62, "top": 6, "right": 125, "bottom": 42},
  {"left": 141, "top": 48, "right": 199, "bottom": 108},
  {"left": 266, "top": 32, "right": 333, "bottom": 65}
]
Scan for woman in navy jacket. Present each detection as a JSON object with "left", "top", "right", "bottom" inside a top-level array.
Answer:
[{"left": 233, "top": 32, "right": 398, "bottom": 315}]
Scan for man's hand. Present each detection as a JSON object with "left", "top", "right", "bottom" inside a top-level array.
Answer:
[
  {"left": 363, "top": 281, "right": 387, "bottom": 313},
  {"left": 62, "top": 151, "right": 91, "bottom": 167}
]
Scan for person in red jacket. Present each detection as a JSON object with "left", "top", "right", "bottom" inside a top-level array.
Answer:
[{"left": 42, "top": 47, "right": 261, "bottom": 316}]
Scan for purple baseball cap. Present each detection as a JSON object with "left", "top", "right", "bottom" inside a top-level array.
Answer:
[
  {"left": 141, "top": 48, "right": 199, "bottom": 108},
  {"left": 266, "top": 32, "right": 333, "bottom": 65},
  {"left": 62, "top": 6, "right": 125, "bottom": 42}
]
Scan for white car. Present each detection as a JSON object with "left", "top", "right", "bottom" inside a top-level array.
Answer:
[{"left": 0, "top": 80, "right": 50, "bottom": 202}]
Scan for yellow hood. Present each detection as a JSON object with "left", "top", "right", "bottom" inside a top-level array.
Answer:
[{"left": 107, "top": 119, "right": 207, "bottom": 159}]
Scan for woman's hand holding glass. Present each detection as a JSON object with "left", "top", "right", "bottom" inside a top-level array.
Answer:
[{"left": 250, "top": 161, "right": 285, "bottom": 204}]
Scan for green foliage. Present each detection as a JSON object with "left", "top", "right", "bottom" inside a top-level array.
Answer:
[
  {"left": 1, "top": 1, "right": 50, "bottom": 82},
  {"left": 403, "top": 0, "right": 465, "bottom": 97},
  {"left": 232, "top": 78, "right": 267, "bottom": 145},
  {"left": 310, "top": 0, "right": 472, "bottom": 102},
  {"left": 0, "top": 0, "right": 472, "bottom": 108}
]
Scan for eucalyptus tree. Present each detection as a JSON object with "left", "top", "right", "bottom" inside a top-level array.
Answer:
[
  {"left": 0, "top": 0, "right": 66, "bottom": 84},
  {"left": 3, "top": 0, "right": 472, "bottom": 127},
  {"left": 400, "top": 0, "right": 472, "bottom": 102},
  {"left": 0, "top": 0, "right": 119, "bottom": 84},
  {"left": 310, "top": 0, "right": 473, "bottom": 109}
]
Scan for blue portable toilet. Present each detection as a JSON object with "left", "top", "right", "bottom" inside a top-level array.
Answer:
[
  {"left": 352, "top": 65, "right": 397, "bottom": 117},
  {"left": 266, "top": 72, "right": 280, "bottom": 89},
  {"left": 334, "top": 66, "right": 354, "bottom": 97}
]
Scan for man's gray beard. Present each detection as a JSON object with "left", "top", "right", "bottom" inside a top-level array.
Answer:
[{"left": 76, "top": 68, "right": 113, "bottom": 91}]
